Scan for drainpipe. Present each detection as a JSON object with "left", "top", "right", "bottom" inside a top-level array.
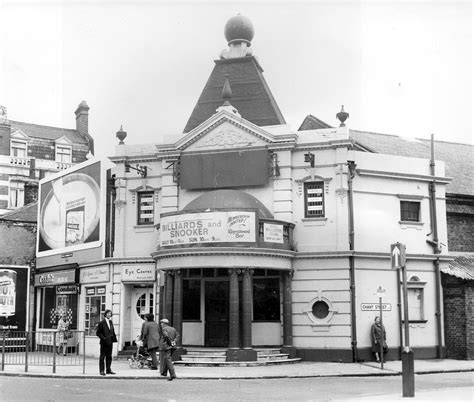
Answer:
[
  {"left": 427, "top": 134, "right": 443, "bottom": 358},
  {"left": 347, "top": 160, "right": 358, "bottom": 362}
]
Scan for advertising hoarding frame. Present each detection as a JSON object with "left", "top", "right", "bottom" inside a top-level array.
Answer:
[
  {"left": 36, "top": 158, "right": 114, "bottom": 268},
  {"left": 0, "top": 265, "right": 30, "bottom": 332}
]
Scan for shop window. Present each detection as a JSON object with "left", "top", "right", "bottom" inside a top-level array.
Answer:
[
  {"left": 85, "top": 287, "right": 106, "bottom": 335},
  {"left": 253, "top": 278, "right": 280, "bottom": 321},
  {"left": 55, "top": 144, "right": 72, "bottom": 163},
  {"left": 183, "top": 280, "right": 201, "bottom": 320},
  {"left": 400, "top": 201, "right": 420, "bottom": 222},
  {"left": 137, "top": 191, "right": 154, "bottom": 225},
  {"left": 40, "top": 287, "right": 78, "bottom": 329},
  {"left": 407, "top": 276, "right": 426, "bottom": 322},
  {"left": 304, "top": 182, "right": 325, "bottom": 218},
  {"left": 11, "top": 139, "right": 27, "bottom": 158}
]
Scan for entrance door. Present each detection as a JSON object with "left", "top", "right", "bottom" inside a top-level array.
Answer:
[
  {"left": 131, "top": 288, "right": 154, "bottom": 342},
  {"left": 205, "top": 281, "right": 229, "bottom": 347}
]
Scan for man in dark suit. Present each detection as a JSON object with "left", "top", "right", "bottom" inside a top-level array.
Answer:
[
  {"left": 141, "top": 313, "right": 160, "bottom": 370},
  {"left": 96, "top": 309, "right": 117, "bottom": 376}
]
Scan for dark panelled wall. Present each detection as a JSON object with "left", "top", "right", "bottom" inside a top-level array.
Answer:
[{"left": 180, "top": 149, "right": 269, "bottom": 190}]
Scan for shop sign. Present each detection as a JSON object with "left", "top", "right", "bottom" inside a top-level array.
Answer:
[
  {"left": 361, "top": 303, "right": 392, "bottom": 311},
  {"left": 86, "top": 288, "right": 96, "bottom": 295},
  {"left": 160, "top": 211, "right": 256, "bottom": 246},
  {"left": 263, "top": 223, "right": 284, "bottom": 243},
  {"left": 97, "top": 287, "right": 106, "bottom": 295},
  {"left": 56, "top": 285, "right": 77, "bottom": 295},
  {"left": 34, "top": 269, "right": 76, "bottom": 287},
  {"left": 80, "top": 266, "right": 109, "bottom": 284},
  {"left": 122, "top": 265, "right": 155, "bottom": 282}
]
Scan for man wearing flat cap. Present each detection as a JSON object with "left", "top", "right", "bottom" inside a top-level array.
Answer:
[{"left": 159, "top": 318, "right": 178, "bottom": 381}]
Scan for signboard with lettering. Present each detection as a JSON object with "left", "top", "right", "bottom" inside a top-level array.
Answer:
[
  {"left": 361, "top": 303, "right": 392, "bottom": 311},
  {"left": 80, "top": 266, "right": 110, "bottom": 284},
  {"left": 263, "top": 223, "right": 284, "bottom": 243},
  {"left": 160, "top": 211, "right": 256, "bottom": 247},
  {"left": 34, "top": 269, "right": 76, "bottom": 287},
  {"left": 121, "top": 265, "right": 156, "bottom": 282},
  {"left": 56, "top": 285, "right": 77, "bottom": 294}
]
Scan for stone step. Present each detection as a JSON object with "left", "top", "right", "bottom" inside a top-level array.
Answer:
[
  {"left": 181, "top": 355, "right": 227, "bottom": 362},
  {"left": 258, "top": 353, "right": 290, "bottom": 361},
  {"left": 255, "top": 349, "right": 282, "bottom": 355},
  {"left": 174, "top": 358, "right": 302, "bottom": 367}
]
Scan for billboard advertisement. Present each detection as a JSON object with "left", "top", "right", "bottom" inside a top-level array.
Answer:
[
  {"left": 36, "top": 158, "right": 109, "bottom": 267},
  {"left": 160, "top": 211, "right": 256, "bottom": 247},
  {"left": 0, "top": 266, "right": 29, "bottom": 331}
]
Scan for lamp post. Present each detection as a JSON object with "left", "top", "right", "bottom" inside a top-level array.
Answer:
[{"left": 376, "top": 285, "right": 386, "bottom": 369}]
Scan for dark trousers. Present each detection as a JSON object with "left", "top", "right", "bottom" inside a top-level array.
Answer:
[
  {"left": 99, "top": 342, "right": 113, "bottom": 373},
  {"left": 148, "top": 347, "right": 158, "bottom": 369},
  {"left": 159, "top": 349, "right": 176, "bottom": 377}
]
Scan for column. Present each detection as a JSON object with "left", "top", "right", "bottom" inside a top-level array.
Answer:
[
  {"left": 282, "top": 270, "right": 293, "bottom": 347},
  {"left": 165, "top": 271, "right": 174, "bottom": 322},
  {"left": 172, "top": 270, "right": 183, "bottom": 347},
  {"left": 242, "top": 268, "right": 253, "bottom": 349},
  {"left": 228, "top": 268, "right": 240, "bottom": 349}
]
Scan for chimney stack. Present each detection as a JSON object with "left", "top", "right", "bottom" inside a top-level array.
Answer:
[
  {"left": 0, "top": 106, "right": 11, "bottom": 156},
  {"left": 75, "top": 101, "right": 89, "bottom": 135}
]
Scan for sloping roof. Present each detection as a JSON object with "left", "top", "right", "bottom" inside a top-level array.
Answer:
[
  {"left": 350, "top": 130, "right": 473, "bottom": 196},
  {"left": 442, "top": 255, "right": 474, "bottom": 280},
  {"left": 183, "top": 56, "right": 286, "bottom": 133},
  {"left": 0, "top": 202, "right": 38, "bottom": 223},
  {"left": 298, "top": 115, "right": 332, "bottom": 130},
  {"left": 10, "top": 120, "right": 88, "bottom": 144}
]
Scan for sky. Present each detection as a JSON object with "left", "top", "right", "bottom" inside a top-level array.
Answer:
[{"left": 1, "top": 0, "right": 472, "bottom": 159}]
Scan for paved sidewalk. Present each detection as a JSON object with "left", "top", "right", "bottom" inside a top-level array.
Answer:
[{"left": 0, "top": 357, "right": 472, "bottom": 380}]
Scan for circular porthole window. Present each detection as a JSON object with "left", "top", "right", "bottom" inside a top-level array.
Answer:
[{"left": 312, "top": 300, "right": 329, "bottom": 319}]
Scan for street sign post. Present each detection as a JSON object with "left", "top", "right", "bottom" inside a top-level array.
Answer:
[
  {"left": 376, "top": 286, "right": 386, "bottom": 370},
  {"left": 391, "top": 242, "right": 415, "bottom": 397}
]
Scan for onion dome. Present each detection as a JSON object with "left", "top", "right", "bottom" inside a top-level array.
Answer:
[{"left": 224, "top": 14, "right": 254, "bottom": 45}]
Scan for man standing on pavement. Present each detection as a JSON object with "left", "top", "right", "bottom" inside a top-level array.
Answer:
[
  {"left": 141, "top": 313, "right": 160, "bottom": 370},
  {"left": 96, "top": 309, "right": 117, "bottom": 376},
  {"left": 159, "top": 318, "right": 178, "bottom": 381}
]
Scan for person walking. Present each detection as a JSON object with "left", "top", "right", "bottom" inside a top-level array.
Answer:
[
  {"left": 56, "top": 312, "right": 69, "bottom": 356},
  {"left": 371, "top": 316, "right": 388, "bottom": 363},
  {"left": 141, "top": 313, "right": 160, "bottom": 370},
  {"left": 96, "top": 309, "right": 117, "bottom": 376},
  {"left": 159, "top": 318, "right": 178, "bottom": 381}
]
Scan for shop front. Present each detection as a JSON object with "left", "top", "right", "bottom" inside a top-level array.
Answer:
[{"left": 34, "top": 266, "right": 79, "bottom": 351}]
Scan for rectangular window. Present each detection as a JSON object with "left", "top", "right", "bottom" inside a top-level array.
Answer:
[
  {"left": 304, "top": 182, "right": 325, "bottom": 218},
  {"left": 253, "top": 278, "right": 280, "bottom": 321},
  {"left": 11, "top": 140, "right": 27, "bottom": 158},
  {"left": 400, "top": 201, "right": 420, "bottom": 222},
  {"left": 183, "top": 280, "right": 201, "bottom": 320},
  {"left": 407, "top": 288, "right": 423, "bottom": 321},
  {"left": 56, "top": 145, "right": 72, "bottom": 163},
  {"left": 137, "top": 191, "right": 154, "bottom": 225},
  {"left": 9, "top": 187, "right": 24, "bottom": 208},
  {"left": 85, "top": 287, "right": 106, "bottom": 336}
]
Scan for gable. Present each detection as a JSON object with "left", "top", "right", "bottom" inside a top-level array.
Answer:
[
  {"left": 10, "top": 130, "right": 30, "bottom": 141},
  {"left": 185, "top": 120, "right": 269, "bottom": 152}
]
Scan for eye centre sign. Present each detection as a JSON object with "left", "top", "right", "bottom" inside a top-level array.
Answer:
[{"left": 160, "top": 211, "right": 256, "bottom": 246}]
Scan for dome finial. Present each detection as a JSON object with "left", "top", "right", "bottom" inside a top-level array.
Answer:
[{"left": 220, "top": 14, "right": 254, "bottom": 59}]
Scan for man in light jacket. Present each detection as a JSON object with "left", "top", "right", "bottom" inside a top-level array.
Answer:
[
  {"left": 141, "top": 313, "right": 160, "bottom": 370},
  {"left": 159, "top": 318, "right": 178, "bottom": 381}
]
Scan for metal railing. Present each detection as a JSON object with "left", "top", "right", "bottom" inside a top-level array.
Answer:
[{"left": 1, "top": 330, "right": 86, "bottom": 374}]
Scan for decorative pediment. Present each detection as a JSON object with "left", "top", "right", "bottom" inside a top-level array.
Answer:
[
  {"left": 11, "top": 130, "right": 29, "bottom": 141},
  {"left": 174, "top": 110, "right": 276, "bottom": 152},
  {"left": 55, "top": 136, "right": 73, "bottom": 146}
]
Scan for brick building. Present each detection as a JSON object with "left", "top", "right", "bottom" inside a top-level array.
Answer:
[{"left": 0, "top": 102, "right": 94, "bottom": 215}]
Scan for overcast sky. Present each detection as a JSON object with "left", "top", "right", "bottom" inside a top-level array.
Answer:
[{"left": 1, "top": 0, "right": 472, "bottom": 158}]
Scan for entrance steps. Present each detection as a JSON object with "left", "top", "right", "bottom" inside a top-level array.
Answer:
[{"left": 175, "top": 348, "right": 301, "bottom": 367}]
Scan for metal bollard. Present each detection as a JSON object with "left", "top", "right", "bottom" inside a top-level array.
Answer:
[{"left": 401, "top": 347, "right": 415, "bottom": 397}]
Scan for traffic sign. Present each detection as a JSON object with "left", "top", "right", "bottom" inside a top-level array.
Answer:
[{"left": 391, "top": 242, "right": 406, "bottom": 268}]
